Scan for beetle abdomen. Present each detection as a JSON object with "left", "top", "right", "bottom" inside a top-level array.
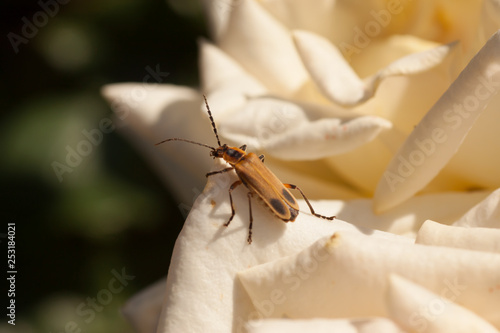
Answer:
[{"left": 234, "top": 153, "right": 300, "bottom": 222}]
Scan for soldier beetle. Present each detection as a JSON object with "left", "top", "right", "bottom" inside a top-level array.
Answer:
[{"left": 156, "top": 96, "right": 336, "bottom": 244}]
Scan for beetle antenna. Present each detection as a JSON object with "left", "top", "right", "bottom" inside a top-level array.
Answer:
[
  {"left": 203, "top": 95, "right": 222, "bottom": 147},
  {"left": 155, "top": 138, "right": 215, "bottom": 150}
]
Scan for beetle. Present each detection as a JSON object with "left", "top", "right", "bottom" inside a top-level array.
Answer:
[{"left": 156, "top": 96, "right": 336, "bottom": 244}]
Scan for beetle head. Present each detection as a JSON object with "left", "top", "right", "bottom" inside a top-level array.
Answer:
[{"left": 210, "top": 144, "right": 227, "bottom": 159}]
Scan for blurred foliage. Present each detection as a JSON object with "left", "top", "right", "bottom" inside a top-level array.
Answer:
[{"left": 1, "top": 0, "right": 205, "bottom": 331}]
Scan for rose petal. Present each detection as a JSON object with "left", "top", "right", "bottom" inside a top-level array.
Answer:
[
  {"left": 374, "top": 30, "right": 500, "bottom": 213},
  {"left": 337, "top": 191, "right": 488, "bottom": 237},
  {"left": 258, "top": 0, "right": 337, "bottom": 40},
  {"left": 292, "top": 30, "right": 366, "bottom": 105},
  {"left": 416, "top": 219, "right": 500, "bottom": 253},
  {"left": 218, "top": 0, "right": 309, "bottom": 94},
  {"left": 350, "top": 35, "right": 446, "bottom": 77},
  {"left": 155, "top": 161, "right": 406, "bottom": 333},
  {"left": 218, "top": 97, "right": 392, "bottom": 160},
  {"left": 453, "top": 187, "right": 500, "bottom": 228},
  {"left": 480, "top": 0, "right": 500, "bottom": 44},
  {"left": 238, "top": 231, "right": 500, "bottom": 325},
  {"left": 201, "top": 0, "right": 237, "bottom": 41},
  {"left": 365, "top": 41, "right": 457, "bottom": 93},
  {"left": 246, "top": 317, "right": 405, "bottom": 333},
  {"left": 328, "top": 35, "right": 457, "bottom": 194},
  {"left": 263, "top": 115, "right": 392, "bottom": 160},
  {"left": 386, "top": 274, "right": 500, "bottom": 333},
  {"left": 121, "top": 278, "right": 165, "bottom": 333},
  {"left": 293, "top": 30, "right": 456, "bottom": 106},
  {"left": 199, "top": 39, "right": 267, "bottom": 117},
  {"left": 101, "top": 84, "right": 213, "bottom": 204}
]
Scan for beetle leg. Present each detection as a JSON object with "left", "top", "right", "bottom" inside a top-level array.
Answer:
[
  {"left": 239, "top": 144, "right": 247, "bottom": 151},
  {"left": 247, "top": 192, "right": 254, "bottom": 244},
  {"left": 259, "top": 154, "right": 265, "bottom": 162},
  {"left": 225, "top": 180, "right": 243, "bottom": 227},
  {"left": 206, "top": 167, "right": 234, "bottom": 177},
  {"left": 283, "top": 184, "right": 336, "bottom": 220}
]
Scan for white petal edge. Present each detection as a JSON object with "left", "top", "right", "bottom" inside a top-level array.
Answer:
[
  {"left": 453, "top": 187, "right": 500, "bottom": 228},
  {"left": 292, "top": 30, "right": 366, "bottom": 106},
  {"left": 246, "top": 317, "right": 405, "bottom": 333},
  {"left": 238, "top": 231, "right": 500, "bottom": 325},
  {"left": 374, "top": 30, "right": 500, "bottom": 213},
  {"left": 337, "top": 191, "right": 488, "bottom": 237},
  {"left": 264, "top": 115, "right": 392, "bottom": 160},
  {"left": 218, "top": 0, "right": 309, "bottom": 95},
  {"left": 200, "top": 0, "right": 238, "bottom": 41},
  {"left": 199, "top": 39, "right": 267, "bottom": 118},
  {"left": 293, "top": 30, "right": 456, "bottom": 106},
  {"left": 416, "top": 219, "right": 500, "bottom": 253},
  {"left": 386, "top": 274, "right": 500, "bottom": 333},
  {"left": 218, "top": 97, "right": 392, "bottom": 160},
  {"left": 365, "top": 41, "right": 458, "bottom": 96}
]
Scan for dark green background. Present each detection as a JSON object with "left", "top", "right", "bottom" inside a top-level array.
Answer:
[{"left": 1, "top": 0, "right": 205, "bottom": 331}]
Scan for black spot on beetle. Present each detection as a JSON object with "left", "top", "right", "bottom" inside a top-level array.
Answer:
[
  {"left": 282, "top": 188, "right": 296, "bottom": 204},
  {"left": 289, "top": 207, "right": 299, "bottom": 222},
  {"left": 226, "top": 148, "right": 243, "bottom": 159},
  {"left": 269, "top": 198, "right": 287, "bottom": 215}
]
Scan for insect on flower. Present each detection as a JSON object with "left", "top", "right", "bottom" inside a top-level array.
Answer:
[{"left": 156, "top": 96, "right": 336, "bottom": 244}]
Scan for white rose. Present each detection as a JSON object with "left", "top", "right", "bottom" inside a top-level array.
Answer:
[{"left": 102, "top": 0, "right": 500, "bottom": 332}]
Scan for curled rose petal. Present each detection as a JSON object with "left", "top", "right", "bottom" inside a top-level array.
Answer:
[
  {"left": 199, "top": 39, "right": 267, "bottom": 116},
  {"left": 336, "top": 190, "right": 488, "bottom": 237},
  {"left": 453, "top": 187, "right": 500, "bottom": 228},
  {"left": 261, "top": 115, "right": 392, "bottom": 161},
  {"left": 292, "top": 30, "right": 366, "bottom": 106},
  {"left": 201, "top": 0, "right": 231, "bottom": 40},
  {"left": 156, "top": 161, "right": 406, "bottom": 333},
  {"left": 365, "top": 41, "right": 458, "bottom": 95},
  {"left": 218, "top": 97, "right": 392, "bottom": 160},
  {"left": 386, "top": 274, "right": 500, "bottom": 333},
  {"left": 293, "top": 30, "right": 457, "bottom": 106},
  {"left": 238, "top": 231, "right": 500, "bottom": 326},
  {"left": 246, "top": 317, "right": 405, "bottom": 333},
  {"left": 416, "top": 219, "right": 500, "bottom": 253},
  {"left": 374, "top": 30, "right": 500, "bottom": 213},
  {"left": 218, "top": 0, "right": 308, "bottom": 94}
]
